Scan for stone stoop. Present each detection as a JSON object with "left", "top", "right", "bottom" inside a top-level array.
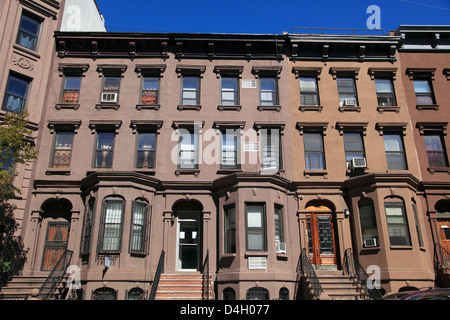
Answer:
[
  {"left": 315, "top": 270, "right": 367, "bottom": 300},
  {"left": 0, "top": 275, "right": 67, "bottom": 300},
  {"left": 155, "top": 273, "right": 213, "bottom": 300}
]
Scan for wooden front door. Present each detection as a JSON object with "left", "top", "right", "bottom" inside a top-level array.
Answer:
[
  {"left": 438, "top": 219, "right": 450, "bottom": 253},
  {"left": 306, "top": 208, "right": 337, "bottom": 266},
  {"left": 41, "top": 222, "right": 69, "bottom": 271}
]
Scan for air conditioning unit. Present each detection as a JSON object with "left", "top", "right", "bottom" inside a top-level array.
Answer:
[
  {"left": 350, "top": 157, "right": 367, "bottom": 169},
  {"left": 343, "top": 98, "right": 357, "bottom": 106},
  {"left": 364, "top": 238, "right": 378, "bottom": 248},
  {"left": 275, "top": 242, "right": 287, "bottom": 254},
  {"left": 101, "top": 92, "right": 118, "bottom": 103},
  {"left": 248, "top": 257, "right": 267, "bottom": 270}
]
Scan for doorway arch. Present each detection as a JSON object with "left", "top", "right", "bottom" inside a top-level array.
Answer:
[
  {"left": 40, "top": 198, "right": 72, "bottom": 271},
  {"left": 305, "top": 201, "right": 337, "bottom": 268}
]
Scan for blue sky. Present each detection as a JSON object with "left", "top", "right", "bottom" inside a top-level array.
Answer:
[{"left": 96, "top": 0, "right": 449, "bottom": 34}]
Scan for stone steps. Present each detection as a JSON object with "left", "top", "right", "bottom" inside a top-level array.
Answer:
[
  {"left": 154, "top": 273, "right": 213, "bottom": 300},
  {"left": 315, "top": 270, "right": 366, "bottom": 300}
]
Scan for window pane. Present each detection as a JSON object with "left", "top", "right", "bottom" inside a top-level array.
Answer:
[
  {"left": 103, "top": 77, "right": 120, "bottom": 92},
  {"left": 385, "top": 203, "right": 411, "bottom": 246},
  {"left": 17, "top": 15, "right": 40, "bottom": 50},
  {"left": 103, "top": 200, "right": 123, "bottom": 252},
  {"left": 8, "top": 76, "right": 29, "bottom": 98},
  {"left": 359, "top": 203, "right": 379, "bottom": 242},
  {"left": 413, "top": 80, "right": 431, "bottom": 93},
  {"left": 64, "top": 77, "right": 81, "bottom": 90},
  {"left": 304, "top": 133, "right": 323, "bottom": 152},
  {"left": 337, "top": 78, "right": 356, "bottom": 93},
  {"left": 183, "top": 77, "right": 199, "bottom": 90},
  {"left": 247, "top": 207, "right": 262, "bottom": 228},
  {"left": 384, "top": 134, "right": 403, "bottom": 152},
  {"left": 260, "top": 78, "right": 276, "bottom": 91},
  {"left": 96, "top": 133, "right": 114, "bottom": 168},
  {"left": 143, "top": 78, "right": 158, "bottom": 90},
  {"left": 375, "top": 79, "right": 393, "bottom": 93},
  {"left": 299, "top": 77, "right": 317, "bottom": 92},
  {"left": 131, "top": 202, "right": 147, "bottom": 252}
]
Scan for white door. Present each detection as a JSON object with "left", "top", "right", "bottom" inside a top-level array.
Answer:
[{"left": 177, "top": 219, "right": 199, "bottom": 271}]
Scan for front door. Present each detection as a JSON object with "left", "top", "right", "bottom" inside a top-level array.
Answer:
[
  {"left": 41, "top": 222, "right": 69, "bottom": 271},
  {"left": 307, "top": 212, "right": 336, "bottom": 266},
  {"left": 177, "top": 219, "right": 200, "bottom": 271},
  {"left": 438, "top": 219, "right": 450, "bottom": 253}
]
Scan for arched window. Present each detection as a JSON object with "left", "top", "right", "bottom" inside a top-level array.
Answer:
[
  {"left": 97, "top": 196, "right": 125, "bottom": 254},
  {"left": 223, "top": 287, "right": 236, "bottom": 300},
  {"left": 127, "top": 287, "right": 145, "bottom": 300},
  {"left": 358, "top": 199, "right": 379, "bottom": 247},
  {"left": 279, "top": 287, "right": 289, "bottom": 300},
  {"left": 92, "top": 287, "right": 116, "bottom": 300},
  {"left": 384, "top": 197, "right": 411, "bottom": 246},
  {"left": 246, "top": 287, "right": 269, "bottom": 300}
]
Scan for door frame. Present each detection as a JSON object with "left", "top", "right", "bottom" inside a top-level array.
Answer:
[
  {"left": 41, "top": 221, "right": 70, "bottom": 271},
  {"left": 437, "top": 218, "right": 450, "bottom": 253},
  {"left": 306, "top": 206, "right": 337, "bottom": 267},
  {"left": 176, "top": 211, "right": 201, "bottom": 271}
]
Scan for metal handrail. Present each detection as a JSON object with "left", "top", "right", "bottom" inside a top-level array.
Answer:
[
  {"left": 149, "top": 250, "right": 164, "bottom": 300},
  {"left": 435, "top": 243, "right": 450, "bottom": 270},
  {"left": 202, "top": 249, "right": 211, "bottom": 300},
  {"left": 39, "top": 249, "right": 73, "bottom": 300},
  {"left": 343, "top": 248, "right": 382, "bottom": 300},
  {"left": 299, "top": 248, "right": 324, "bottom": 299}
]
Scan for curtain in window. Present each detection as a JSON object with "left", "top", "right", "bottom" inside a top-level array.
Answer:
[
  {"left": 142, "top": 78, "right": 158, "bottom": 104},
  {"left": 95, "top": 133, "right": 114, "bottom": 168},
  {"left": 385, "top": 202, "right": 411, "bottom": 246},
  {"left": 137, "top": 133, "right": 155, "bottom": 168},
  {"left": 247, "top": 205, "right": 265, "bottom": 251},
  {"left": 102, "top": 200, "right": 123, "bottom": 252},
  {"left": 425, "top": 135, "right": 447, "bottom": 167},
  {"left": 53, "top": 132, "right": 73, "bottom": 168},
  {"left": 3, "top": 76, "right": 29, "bottom": 113},
  {"left": 17, "top": 15, "right": 40, "bottom": 50}
]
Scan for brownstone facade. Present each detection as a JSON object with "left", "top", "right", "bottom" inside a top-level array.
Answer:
[{"left": 1, "top": 21, "right": 449, "bottom": 300}]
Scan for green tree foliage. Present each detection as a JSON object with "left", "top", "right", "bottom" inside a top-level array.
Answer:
[
  {"left": 0, "top": 111, "right": 38, "bottom": 285},
  {"left": 0, "top": 110, "right": 38, "bottom": 199}
]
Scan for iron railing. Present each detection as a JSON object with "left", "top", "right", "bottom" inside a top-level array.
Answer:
[
  {"left": 149, "top": 250, "right": 165, "bottom": 300},
  {"left": 343, "top": 248, "right": 382, "bottom": 300},
  {"left": 201, "top": 249, "right": 211, "bottom": 300},
  {"left": 299, "top": 248, "right": 324, "bottom": 299},
  {"left": 435, "top": 243, "right": 450, "bottom": 270},
  {"left": 39, "top": 249, "right": 73, "bottom": 300},
  {"left": 291, "top": 27, "right": 386, "bottom": 36}
]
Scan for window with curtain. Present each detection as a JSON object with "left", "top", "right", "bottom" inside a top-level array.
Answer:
[
  {"left": 383, "top": 133, "right": 407, "bottom": 170},
  {"left": 424, "top": 134, "right": 448, "bottom": 168},
  {"left": 299, "top": 77, "right": 320, "bottom": 106},
  {"left": 259, "top": 77, "right": 278, "bottom": 106},
  {"left": 221, "top": 77, "right": 239, "bottom": 106},
  {"left": 178, "top": 130, "right": 198, "bottom": 169},
  {"left": 141, "top": 77, "right": 159, "bottom": 105},
  {"left": 225, "top": 206, "right": 236, "bottom": 254},
  {"left": 136, "top": 132, "right": 156, "bottom": 168},
  {"left": 130, "top": 200, "right": 149, "bottom": 254},
  {"left": 246, "top": 204, "right": 266, "bottom": 251},
  {"left": 52, "top": 132, "right": 74, "bottom": 168},
  {"left": 343, "top": 132, "right": 365, "bottom": 162},
  {"left": 62, "top": 76, "right": 81, "bottom": 104},
  {"left": 2, "top": 74, "right": 30, "bottom": 113},
  {"left": 413, "top": 79, "right": 435, "bottom": 105},
  {"left": 181, "top": 76, "right": 199, "bottom": 105},
  {"left": 304, "top": 132, "right": 325, "bottom": 170},
  {"left": 375, "top": 78, "right": 396, "bottom": 106},
  {"left": 385, "top": 201, "right": 411, "bottom": 246},
  {"left": 358, "top": 200, "right": 379, "bottom": 247},
  {"left": 99, "top": 198, "right": 124, "bottom": 253},
  {"left": 95, "top": 132, "right": 114, "bottom": 168},
  {"left": 16, "top": 13, "right": 41, "bottom": 51}
]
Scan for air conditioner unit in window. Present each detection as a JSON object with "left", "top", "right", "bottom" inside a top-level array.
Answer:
[
  {"left": 351, "top": 158, "right": 367, "bottom": 169},
  {"left": 363, "top": 238, "right": 378, "bottom": 248},
  {"left": 275, "top": 242, "right": 287, "bottom": 254},
  {"left": 101, "top": 92, "right": 118, "bottom": 103},
  {"left": 343, "top": 98, "right": 357, "bottom": 106}
]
